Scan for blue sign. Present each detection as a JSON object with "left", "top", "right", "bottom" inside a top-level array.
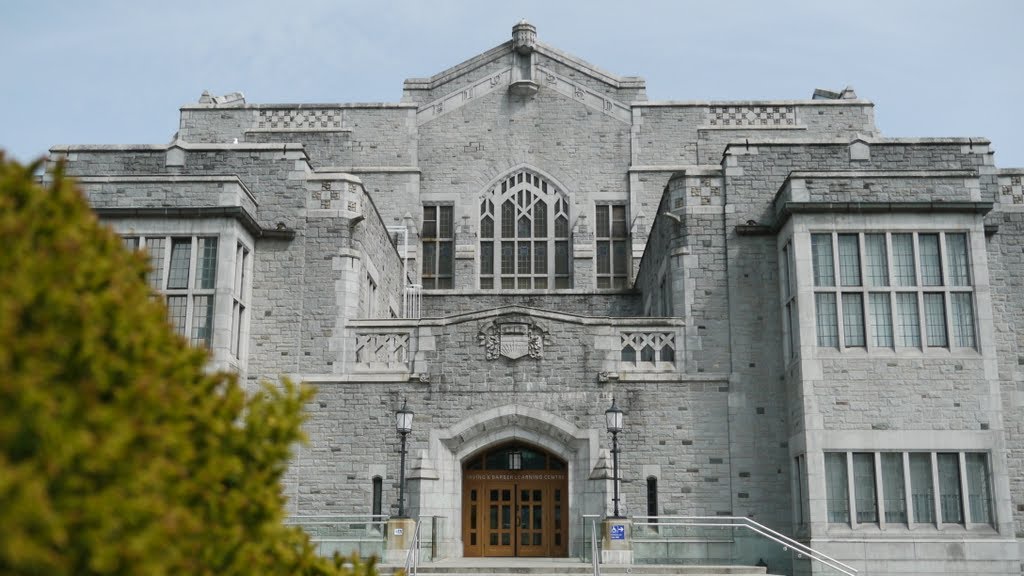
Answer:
[{"left": 610, "top": 524, "right": 625, "bottom": 540}]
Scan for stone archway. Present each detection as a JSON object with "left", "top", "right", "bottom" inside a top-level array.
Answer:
[{"left": 409, "top": 405, "right": 603, "bottom": 559}]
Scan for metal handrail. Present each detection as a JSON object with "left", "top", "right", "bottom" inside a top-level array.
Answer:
[
  {"left": 591, "top": 518, "right": 601, "bottom": 576},
  {"left": 631, "top": 515, "right": 858, "bottom": 576},
  {"left": 404, "top": 520, "right": 422, "bottom": 576}
]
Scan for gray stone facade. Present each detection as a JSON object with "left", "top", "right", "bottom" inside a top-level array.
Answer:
[{"left": 49, "top": 22, "right": 1024, "bottom": 576}]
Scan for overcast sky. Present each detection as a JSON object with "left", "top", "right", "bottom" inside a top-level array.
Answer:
[{"left": 3, "top": 0, "right": 1022, "bottom": 167}]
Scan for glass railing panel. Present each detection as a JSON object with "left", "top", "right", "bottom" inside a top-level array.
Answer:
[{"left": 285, "top": 515, "right": 388, "bottom": 560}]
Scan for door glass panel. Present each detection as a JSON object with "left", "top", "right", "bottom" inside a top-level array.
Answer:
[
  {"left": 501, "top": 533, "right": 510, "bottom": 546},
  {"left": 533, "top": 490, "right": 541, "bottom": 501},
  {"left": 502, "top": 489, "right": 511, "bottom": 501},
  {"left": 521, "top": 506, "right": 529, "bottom": 528},
  {"left": 471, "top": 505, "right": 477, "bottom": 529},
  {"left": 490, "top": 506, "right": 498, "bottom": 529},
  {"left": 533, "top": 533, "right": 542, "bottom": 545},
  {"left": 490, "top": 533, "right": 498, "bottom": 545},
  {"left": 502, "top": 505, "right": 511, "bottom": 529},
  {"left": 533, "top": 505, "right": 542, "bottom": 529}
]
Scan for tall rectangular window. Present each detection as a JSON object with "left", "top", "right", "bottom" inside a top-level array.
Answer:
[
  {"left": 896, "top": 293, "right": 921, "bottom": 348},
  {"left": 853, "top": 452, "right": 878, "bottom": 523},
  {"left": 422, "top": 205, "right": 454, "bottom": 289},
  {"left": 231, "top": 243, "right": 250, "bottom": 359},
  {"left": 924, "top": 293, "right": 948, "bottom": 347},
  {"left": 825, "top": 452, "right": 850, "bottom": 524},
  {"left": 781, "top": 242, "right": 798, "bottom": 360},
  {"left": 812, "top": 234, "right": 835, "bottom": 287},
  {"left": 919, "top": 234, "right": 942, "bottom": 286},
  {"left": 881, "top": 453, "right": 907, "bottom": 524},
  {"left": 951, "top": 293, "right": 976, "bottom": 348},
  {"left": 865, "top": 234, "right": 889, "bottom": 287},
  {"left": 596, "top": 204, "right": 629, "bottom": 289},
  {"left": 870, "top": 293, "right": 893, "bottom": 348},
  {"left": 816, "top": 293, "right": 838, "bottom": 348},
  {"left": 910, "top": 453, "right": 935, "bottom": 524},
  {"left": 838, "top": 234, "right": 861, "bottom": 286},
  {"left": 938, "top": 453, "right": 963, "bottom": 524},
  {"left": 946, "top": 233, "right": 971, "bottom": 286},
  {"left": 145, "top": 237, "right": 166, "bottom": 290},
  {"left": 892, "top": 234, "right": 916, "bottom": 287},
  {"left": 842, "top": 293, "right": 865, "bottom": 347},
  {"left": 794, "top": 455, "right": 806, "bottom": 526},
  {"left": 965, "top": 453, "right": 993, "bottom": 525},
  {"left": 167, "top": 238, "right": 192, "bottom": 290}
]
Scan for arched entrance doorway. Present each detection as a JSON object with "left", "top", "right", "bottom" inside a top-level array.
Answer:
[{"left": 462, "top": 442, "right": 568, "bottom": 557}]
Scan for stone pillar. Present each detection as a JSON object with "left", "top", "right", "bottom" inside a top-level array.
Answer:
[
  {"left": 406, "top": 449, "right": 439, "bottom": 520},
  {"left": 601, "top": 517, "right": 633, "bottom": 564},
  {"left": 454, "top": 215, "right": 476, "bottom": 290},
  {"left": 384, "top": 517, "right": 418, "bottom": 564},
  {"left": 573, "top": 214, "right": 595, "bottom": 290}
]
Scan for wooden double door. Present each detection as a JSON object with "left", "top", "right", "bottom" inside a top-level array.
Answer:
[{"left": 461, "top": 444, "right": 568, "bottom": 557}]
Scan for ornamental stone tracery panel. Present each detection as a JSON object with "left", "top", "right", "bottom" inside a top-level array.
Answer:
[{"left": 479, "top": 170, "right": 571, "bottom": 290}]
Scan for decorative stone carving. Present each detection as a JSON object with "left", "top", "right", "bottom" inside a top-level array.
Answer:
[
  {"left": 620, "top": 331, "right": 675, "bottom": 369},
  {"left": 478, "top": 316, "right": 550, "bottom": 361},
  {"left": 512, "top": 20, "right": 537, "bottom": 55},
  {"left": 355, "top": 332, "right": 410, "bottom": 370}
]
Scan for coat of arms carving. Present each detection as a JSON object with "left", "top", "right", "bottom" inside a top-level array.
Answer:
[{"left": 477, "top": 317, "right": 549, "bottom": 361}]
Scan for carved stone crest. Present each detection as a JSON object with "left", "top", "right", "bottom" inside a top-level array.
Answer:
[{"left": 477, "top": 316, "right": 549, "bottom": 361}]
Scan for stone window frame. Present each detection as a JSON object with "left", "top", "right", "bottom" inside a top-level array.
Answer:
[
  {"left": 229, "top": 241, "right": 251, "bottom": 360},
  {"left": 780, "top": 240, "right": 798, "bottom": 361},
  {"left": 478, "top": 169, "right": 571, "bottom": 290},
  {"left": 811, "top": 230, "right": 977, "bottom": 353},
  {"left": 124, "top": 233, "right": 219, "bottom": 348},
  {"left": 421, "top": 204, "right": 454, "bottom": 290},
  {"left": 594, "top": 202, "right": 629, "bottom": 289},
  {"left": 822, "top": 450, "right": 994, "bottom": 530}
]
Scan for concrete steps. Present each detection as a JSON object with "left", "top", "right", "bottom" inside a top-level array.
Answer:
[{"left": 379, "top": 560, "right": 777, "bottom": 576}]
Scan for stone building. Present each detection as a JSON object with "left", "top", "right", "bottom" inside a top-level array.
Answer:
[{"left": 50, "top": 21, "right": 1024, "bottom": 576}]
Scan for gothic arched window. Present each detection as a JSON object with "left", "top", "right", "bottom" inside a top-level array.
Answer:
[{"left": 479, "top": 170, "right": 571, "bottom": 289}]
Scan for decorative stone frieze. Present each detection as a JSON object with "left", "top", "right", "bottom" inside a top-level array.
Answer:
[{"left": 477, "top": 316, "right": 551, "bottom": 361}]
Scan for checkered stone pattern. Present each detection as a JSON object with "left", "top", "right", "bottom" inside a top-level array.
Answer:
[
  {"left": 708, "top": 105, "right": 796, "bottom": 126},
  {"left": 310, "top": 181, "right": 343, "bottom": 209},
  {"left": 1000, "top": 175, "right": 1024, "bottom": 205},
  {"left": 688, "top": 177, "right": 722, "bottom": 205},
  {"left": 256, "top": 108, "right": 343, "bottom": 130}
]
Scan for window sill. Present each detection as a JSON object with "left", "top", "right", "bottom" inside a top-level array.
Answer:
[
  {"left": 419, "top": 288, "right": 638, "bottom": 296},
  {"left": 812, "top": 346, "right": 982, "bottom": 359},
  {"left": 825, "top": 522, "right": 999, "bottom": 537}
]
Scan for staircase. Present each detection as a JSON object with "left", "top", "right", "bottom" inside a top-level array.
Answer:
[{"left": 379, "top": 558, "right": 781, "bottom": 576}]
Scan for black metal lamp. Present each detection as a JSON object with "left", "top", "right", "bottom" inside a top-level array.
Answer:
[
  {"left": 395, "top": 399, "right": 414, "bottom": 517},
  {"left": 605, "top": 397, "right": 625, "bottom": 518}
]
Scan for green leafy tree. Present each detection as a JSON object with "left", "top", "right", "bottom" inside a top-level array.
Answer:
[{"left": 0, "top": 153, "right": 373, "bottom": 576}]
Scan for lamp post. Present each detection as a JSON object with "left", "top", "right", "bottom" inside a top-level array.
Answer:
[
  {"left": 605, "top": 397, "right": 624, "bottom": 518},
  {"left": 395, "top": 399, "right": 414, "bottom": 518}
]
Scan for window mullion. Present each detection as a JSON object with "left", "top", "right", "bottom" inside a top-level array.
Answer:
[
  {"left": 930, "top": 452, "right": 941, "bottom": 527},
  {"left": 161, "top": 236, "right": 172, "bottom": 291},
  {"left": 958, "top": 452, "right": 971, "bottom": 526},
  {"left": 874, "top": 452, "right": 886, "bottom": 528},
  {"left": 902, "top": 452, "right": 913, "bottom": 527},
  {"left": 919, "top": 291, "right": 931, "bottom": 347},
  {"left": 846, "top": 452, "right": 857, "bottom": 528}
]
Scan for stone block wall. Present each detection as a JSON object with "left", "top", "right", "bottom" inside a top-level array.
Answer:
[
  {"left": 420, "top": 292, "right": 641, "bottom": 318},
  {"left": 988, "top": 169, "right": 1024, "bottom": 537}
]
